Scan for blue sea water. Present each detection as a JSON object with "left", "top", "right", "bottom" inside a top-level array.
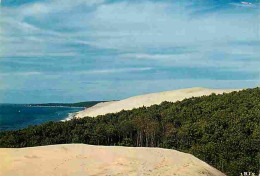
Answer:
[{"left": 0, "top": 104, "right": 84, "bottom": 131}]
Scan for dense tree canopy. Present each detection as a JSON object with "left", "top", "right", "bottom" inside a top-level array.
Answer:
[{"left": 1, "top": 88, "right": 260, "bottom": 176}]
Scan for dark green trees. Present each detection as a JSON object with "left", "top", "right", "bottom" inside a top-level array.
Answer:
[{"left": 0, "top": 87, "right": 260, "bottom": 176}]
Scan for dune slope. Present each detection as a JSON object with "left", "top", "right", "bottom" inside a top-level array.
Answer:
[
  {"left": 0, "top": 144, "right": 225, "bottom": 176},
  {"left": 76, "top": 87, "right": 240, "bottom": 118}
]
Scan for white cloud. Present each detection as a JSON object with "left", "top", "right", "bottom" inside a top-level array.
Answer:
[
  {"left": 0, "top": 72, "right": 42, "bottom": 77},
  {"left": 1, "top": 0, "right": 259, "bottom": 54},
  {"left": 0, "top": 51, "right": 77, "bottom": 57},
  {"left": 230, "top": 2, "right": 257, "bottom": 8},
  {"left": 119, "top": 44, "right": 260, "bottom": 72},
  {"left": 79, "top": 1, "right": 259, "bottom": 50},
  {"left": 0, "top": 0, "right": 259, "bottom": 103},
  {"left": 121, "top": 54, "right": 176, "bottom": 60},
  {"left": 20, "top": 0, "right": 105, "bottom": 17},
  {"left": 74, "top": 67, "right": 153, "bottom": 75}
]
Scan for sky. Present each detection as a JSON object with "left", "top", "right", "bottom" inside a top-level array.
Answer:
[{"left": 0, "top": 0, "right": 259, "bottom": 103}]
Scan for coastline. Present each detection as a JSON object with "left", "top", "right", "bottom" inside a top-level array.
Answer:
[
  {"left": 27, "top": 106, "right": 85, "bottom": 122},
  {"left": 0, "top": 105, "right": 84, "bottom": 131},
  {"left": 75, "top": 87, "right": 241, "bottom": 118},
  {"left": 61, "top": 112, "right": 76, "bottom": 122},
  {"left": 61, "top": 107, "right": 86, "bottom": 122},
  {"left": 26, "top": 105, "right": 84, "bottom": 108}
]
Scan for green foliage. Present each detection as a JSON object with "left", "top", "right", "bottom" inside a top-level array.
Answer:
[{"left": 1, "top": 88, "right": 260, "bottom": 176}]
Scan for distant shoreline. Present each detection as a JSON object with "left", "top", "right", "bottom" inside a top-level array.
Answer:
[
  {"left": 27, "top": 101, "right": 107, "bottom": 108},
  {"left": 26, "top": 105, "right": 85, "bottom": 108}
]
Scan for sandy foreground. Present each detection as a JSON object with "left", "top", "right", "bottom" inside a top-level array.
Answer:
[
  {"left": 75, "top": 87, "right": 240, "bottom": 118},
  {"left": 0, "top": 144, "right": 225, "bottom": 176}
]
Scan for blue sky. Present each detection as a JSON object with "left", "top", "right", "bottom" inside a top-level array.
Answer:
[{"left": 0, "top": 0, "right": 259, "bottom": 103}]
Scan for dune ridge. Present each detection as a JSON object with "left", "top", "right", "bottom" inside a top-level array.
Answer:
[
  {"left": 0, "top": 144, "right": 225, "bottom": 176},
  {"left": 75, "top": 87, "right": 241, "bottom": 118}
]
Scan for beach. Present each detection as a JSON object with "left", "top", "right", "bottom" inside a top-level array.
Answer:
[{"left": 75, "top": 87, "right": 241, "bottom": 118}]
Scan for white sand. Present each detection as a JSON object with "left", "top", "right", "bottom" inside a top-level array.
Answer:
[
  {"left": 0, "top": 144, "right": 225, "bottom": 176},
  {"left": 75, "top": 87, "right": 240, "bottom": 118}
]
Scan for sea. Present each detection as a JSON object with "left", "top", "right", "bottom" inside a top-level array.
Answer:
[{"left": 0, "top": 104, "right": 84, "bottom": 131}]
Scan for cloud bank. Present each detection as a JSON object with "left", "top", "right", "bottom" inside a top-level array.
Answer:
[{"left": 0, "top": 0, "right": 259, "bottom": 103}]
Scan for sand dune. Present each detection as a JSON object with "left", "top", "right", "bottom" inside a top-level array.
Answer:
[
  {"left": 0, "top": 144, "right": 225, "bottom": 176},
  {"left": 76, "top": 87, "right": 240, "bottom": 118}
]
